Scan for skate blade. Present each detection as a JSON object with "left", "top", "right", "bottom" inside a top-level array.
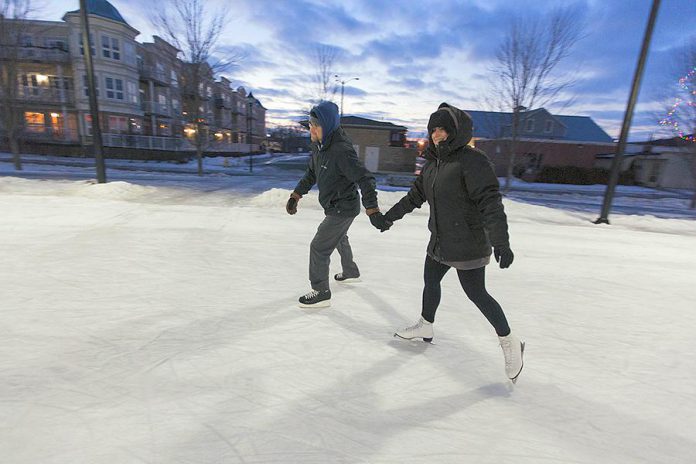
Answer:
[
  {"left": 337, "top": 277, "right": 362, "bottom": 283},
  {"left": 510, "top": 341, "right": 525, "bottom": 384},
  {"left": 298, "top": 301, "right": 331, "bottom": 309},
  {"left": 393, "top": 333, "right": 433, "bottom": 343}
]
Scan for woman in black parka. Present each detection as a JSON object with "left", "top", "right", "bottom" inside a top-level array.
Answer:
[{"left": 385, "top": 103, "right": 524, "bottom": 383}]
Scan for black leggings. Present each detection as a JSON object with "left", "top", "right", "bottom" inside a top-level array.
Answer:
[{"left": 421, "top": 255, "right": 511, "bottom": 336}]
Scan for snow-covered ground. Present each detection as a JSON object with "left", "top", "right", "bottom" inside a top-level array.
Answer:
[{"left": 1, "top": 173, "right": 695, "bottom": 463}]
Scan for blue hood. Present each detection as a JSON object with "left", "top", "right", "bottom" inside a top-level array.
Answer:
[{"left": 310, "top": 101, "right": 340, "bottom": 145}]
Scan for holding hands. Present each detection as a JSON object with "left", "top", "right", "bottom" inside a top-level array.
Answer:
[{"left": 366, "top": 208, "right": 392, "bottom": 232}]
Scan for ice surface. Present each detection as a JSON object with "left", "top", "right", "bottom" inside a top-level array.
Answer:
[{"left": 1, "top": 174, "right": 695, "bottom": 463}]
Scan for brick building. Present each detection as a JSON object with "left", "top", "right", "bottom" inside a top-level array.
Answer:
[{"left": 467, "top": 108, "right": 616, "bottom": 177}]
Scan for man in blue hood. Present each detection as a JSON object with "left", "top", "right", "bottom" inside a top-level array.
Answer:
[{"left": 286, "top": 101, "right": 391, "bottom": 307}]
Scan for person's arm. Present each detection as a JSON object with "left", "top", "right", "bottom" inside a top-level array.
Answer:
[
  {"left": 384, "top": 169, "right": 427, "bottom": 223},
  {"left": 335, "top": 143, "right": 378, "bottom": 210},
  {"left": 462, "top": 153, "right": 509, "bottom": 248},
  {"left": 294, "top": 155, "right": 316, "bottom": 197},
  {"left": 286, "top": 156, "right": 316, "bottom": 215},
  {"left": 463, "top": 152, "right": 513, "bottom": 268}
]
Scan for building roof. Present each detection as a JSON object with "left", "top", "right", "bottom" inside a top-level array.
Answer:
[
  {"left": 339, "top": 116, "right": 407, "bottom": 131},
  {"left": 465, "top": 109, "right": 614, "bottom": 143},
  {"left": 67, "top": 0, "right": 129, "bottom": 25}
]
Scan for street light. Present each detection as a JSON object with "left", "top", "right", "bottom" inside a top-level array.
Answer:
[
  {"left": 334, "top": 75, "right": 359, "bottom": 118},
  {"left": 79, "top": 0, "right": 106, "bottom": 183}
]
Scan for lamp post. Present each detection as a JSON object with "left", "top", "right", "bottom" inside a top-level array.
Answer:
[
  {"left": 334, "top": 75, "right": 359, "bottom": 118},
  {"left": 595, "top": 0, "right": 660, "bottom": 224},
  {"left": 79, "top": 0, "right": 106, "bottom": 183},
  {"left": 247, "top": 99, "right": 253, "bottom": 173}
]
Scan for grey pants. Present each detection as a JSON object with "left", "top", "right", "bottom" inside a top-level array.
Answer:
[{"left": 310, "top": 215, "right": 360, "bottom": 291}]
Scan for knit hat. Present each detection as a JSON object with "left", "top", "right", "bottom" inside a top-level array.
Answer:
[{"left": 427, "top": 108, "right": 456, "bottom": 138}]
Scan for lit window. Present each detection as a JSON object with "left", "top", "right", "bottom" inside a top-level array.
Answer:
[
  {"left": 25, "top": 112, "right": 45, "bottom": 132},
  {"left": 108, "top": 115, "right": 128, "bottom": 133}
]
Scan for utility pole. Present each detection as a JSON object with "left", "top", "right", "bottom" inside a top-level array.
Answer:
[
  {"left": 247, "top": 99, "right": 253, "bottom": 173},
  {"left": 595, "top": 0, "right": 660, "bottom": 224},
  {"left": 79, "top": 0, "right": 107, "bottom": 183},
  {"left": 335, "top": 75, "right": 359, "bottom": 118}
]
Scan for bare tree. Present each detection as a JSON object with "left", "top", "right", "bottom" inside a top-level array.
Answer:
[
  {"left": 310, "top": 44, "right": 339, "bottom": 105},
  {"left": 152, "top": 0, "right": 242, "bottom": 175},
  {"left": 0, "top": 0, "right": 34, "bottom": 170},
  {"left": 659, "top": 40, "right": 696, "bottom": 208},
  {"left": 489, "top": 7, "right": 583, "bottom": 191}
]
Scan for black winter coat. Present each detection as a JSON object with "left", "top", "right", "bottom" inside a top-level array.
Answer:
[
  {"left": 294, "top": 128, "right": 378, "bottom": 217},
  {"left": 386, "top": 104, "right": 509, "bottom": 261}
]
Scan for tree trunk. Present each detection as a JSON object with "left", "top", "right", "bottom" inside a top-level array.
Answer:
[
  {"left": 196, "top": 147, "right": 203, "bottom": 176},
  {"left": 9, "top": 134, "right": 22, "bottom": 171}
]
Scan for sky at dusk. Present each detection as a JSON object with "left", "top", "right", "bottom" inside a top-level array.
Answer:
[{"left": 38, "top": 0, "right": 696, "bottom": 141}]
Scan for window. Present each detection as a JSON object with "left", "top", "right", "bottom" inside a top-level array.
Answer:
[
  {"left": 82, "top": 75, "right": 99, "bottom": 97},
  {"left": 525, "top": 119, "right": 535, "bottom": 132},
  {"left": 123, "top": 42, "right": 136, "bottom": 65},
  {"left": 20, "top": 34, "right": 33, "bottom": 47},
  {"left": 79, "top": 33, "right": 95, "bottom": 56},
  {"left": 171, "top": 70, "right": 178, "bottom": 87},
  {"left": 102, "top": 35, "right": 120, "bottom": 60},
  {"left": 544, "top": 120, "right": 553, "bottom": 133},
  {"left": 127, "top": 81, "right": 138, "bottom": 104},
  {"left": 25, "top": 112, "right": 45, "bottom": 133},
  {"left": 45, "top": 38, "right": 68, "bottom": 51},
  {"left": 84, "top": 114, "right": 92, "bottom": 135},
  {"left": 105, "top": 77, "right": 124, "bottom": 100},
  {"left": 21, "top": 74, "right": 40, "bottom": 95},
  {"left": 108, "top": 115, "right": 128, "bottom": 133}
]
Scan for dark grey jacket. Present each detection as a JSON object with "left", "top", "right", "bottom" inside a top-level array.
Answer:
[
  {"left": 294, "top": 128, "right": 378, "bottom": 217},
  {"left": 386, "top": 103, "right": 510, "bottom": 261}
]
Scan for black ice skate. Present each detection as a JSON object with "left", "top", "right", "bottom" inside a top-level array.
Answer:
[
  {"left": 298, "top": 289, "right": 331, "bottom": 308},
  {"left": 334, "top": 273, "right": 361, "bottom": 283}
]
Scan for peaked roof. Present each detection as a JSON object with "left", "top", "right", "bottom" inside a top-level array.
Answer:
[
  {"left": 465, "top": 109, "right": 614, "bottom": 143},
  {"left": 340, "top": 116, "right": 407, "bottom": 131},
  {"left": 67, "top": 0, "right": 129, "bottom": 25}
]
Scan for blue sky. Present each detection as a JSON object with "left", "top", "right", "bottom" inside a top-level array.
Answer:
[{"left": 41, "top": 0, "right": 696, "bottom": 140}]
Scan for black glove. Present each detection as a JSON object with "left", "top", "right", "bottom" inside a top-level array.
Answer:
[
  {"left": 384, "top": 208, "right": 399, "bottom": 224},
  {"left": 369, "top": 212, "right": 392, "bottom": 232},
  {"left": 494, "top": 246, "right": 514, "bottom": 269},
  {"left": 286, "top": 193, "right": 300, "bottom": 215}
]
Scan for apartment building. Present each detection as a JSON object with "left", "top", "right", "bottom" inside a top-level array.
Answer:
[{"left": 1, "top": 0, "right": 266, "bottom": 155}]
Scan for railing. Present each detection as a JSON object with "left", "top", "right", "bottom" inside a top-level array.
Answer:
[
  {"left": 18, "top": 86, "right": 74, "bottom": 103},
  {"left": 100, "top": 133, "right": 194, "bottom": 151},
  {"left": 138, "top": 64, "right": 169, "bottom": 84},
  {"left": 141, "top": 101, "right": 171, "bottom": 116},
  {"left": 22, "top": 127, "right": 80, "bottom": 142},
  {"left": 0, "top": 47, "right": 71, "bottom": 63}
]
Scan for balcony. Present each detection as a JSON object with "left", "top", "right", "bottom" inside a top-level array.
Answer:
[
  {"left": 141, "top": 101, "right": 172, "bottom": 117},
  {"left": 138, "top": 64, "right": 169, "bottom": 85},
  {"left": 100, "top": 133, "right": 193, "bottom": 151},
  {"left": 17, "top": 86, "right": 75, "bottom": 104},
  {"left": 0, "top": 47, "right": 71, "bottom": 63}
]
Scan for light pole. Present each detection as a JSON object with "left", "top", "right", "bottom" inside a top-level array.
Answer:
[
  {"left": 79, "top": 0, "right": 106, "bottom": 183},
  {"left": 595, "top": 0, "right": 660, "bottom": 224},
  {"left": 334, "top": 75, "right": 359, "bottom": 118}
]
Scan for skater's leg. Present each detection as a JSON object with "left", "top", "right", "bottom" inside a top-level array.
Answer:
[
  {"left": 421, "top": 255, "right": 451, "bottom": 323},
  {"left": 309, "top": 215, "right": 355, "bottom": 291},
  {"left": 456, "top": 267, "right": 511, "bottom": 336},
  {"left": 336, "top": 233, "right": 360, "bottom": 277}
]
